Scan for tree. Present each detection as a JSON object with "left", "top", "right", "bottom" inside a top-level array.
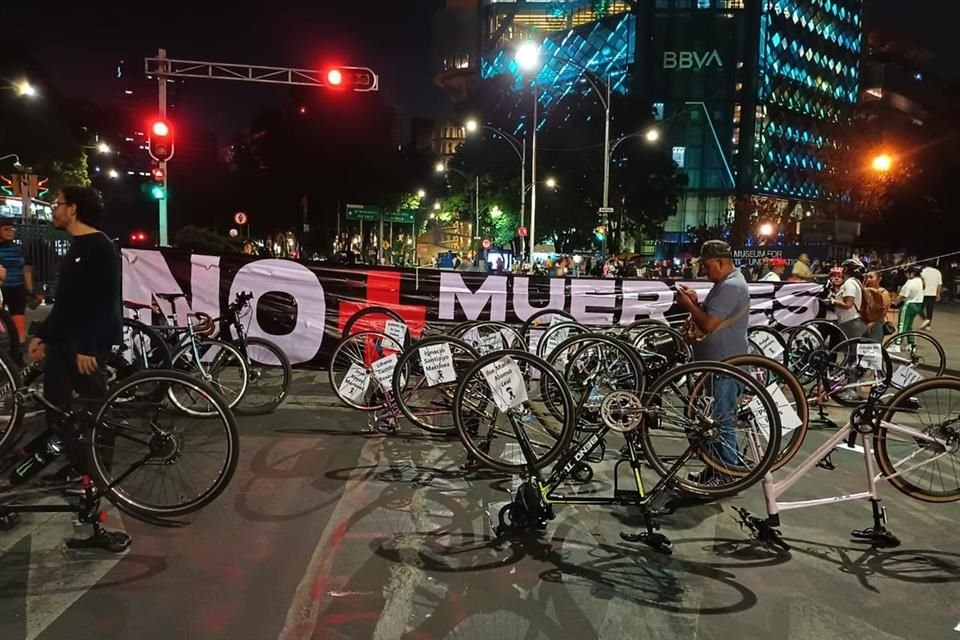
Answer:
[{"left": 46, "top": 150, "right": 91, "bottom": 192}]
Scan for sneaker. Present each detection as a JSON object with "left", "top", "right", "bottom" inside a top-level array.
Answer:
[
  {"left": 918, "top": 319, "right": 931, "bottom": 330},
  {"left": 686, "top": 467, "right": 733, "bottom": 487}
]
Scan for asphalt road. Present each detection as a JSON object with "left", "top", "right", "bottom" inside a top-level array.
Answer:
[{"left": 1, "top": 372, "right": 959, "bottom": 640}]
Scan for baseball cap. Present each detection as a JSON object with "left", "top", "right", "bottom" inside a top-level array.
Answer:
[
  {"left": 770, "top": 257, "right": 788, "bottom": 267},
  {"left": 699, "top": 240, "right": 732, "bottom": 260}
]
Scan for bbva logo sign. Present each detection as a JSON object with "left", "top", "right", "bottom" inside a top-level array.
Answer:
[{"left": 663, "top": 50, "right": 724, "bottom": 70}]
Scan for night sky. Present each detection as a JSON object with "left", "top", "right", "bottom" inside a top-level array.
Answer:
[{"left": 11, "top": 0, "right": 960, "bottom": 143}]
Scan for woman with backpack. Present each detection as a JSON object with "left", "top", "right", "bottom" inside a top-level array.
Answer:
[{"left": 828, "top": 258, "right": 867, "bottom": 338}]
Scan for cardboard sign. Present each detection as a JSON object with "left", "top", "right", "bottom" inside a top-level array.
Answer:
[
  {"left": 749, "top": 383, "right": 803, "bottom": 440},
  {"left": 753, "top": 331, "right": 784, "bottom": 359},
  {"left": 339, "top": 363, "right": 371, "bottom": 402},
  {"left": 384, "top": 320, "right": 408, "bottom": 345},
  {"left": 419, "top": 342, "right": 457, "bottom": 387},
  {"left": 891, "top": 366, "right": 923, "bottom": 389},
  {"left": 856, "top": 343, "right": 884, "bottom": 371},
  {"left": 372, "top": 353, "right": 399, "bottom": 385}
]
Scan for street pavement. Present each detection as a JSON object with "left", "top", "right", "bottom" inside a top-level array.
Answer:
[{"left": 1, "top": 312, "right": 960, "bottom": 640}]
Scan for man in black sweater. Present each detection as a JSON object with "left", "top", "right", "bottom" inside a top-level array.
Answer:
[{"left": 35, "top": 186, "right": 121, "bottom": 419}]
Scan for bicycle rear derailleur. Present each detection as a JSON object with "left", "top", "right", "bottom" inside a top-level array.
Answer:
[{"left": 495, "top": 479, "right": 554, "bottom": 537}]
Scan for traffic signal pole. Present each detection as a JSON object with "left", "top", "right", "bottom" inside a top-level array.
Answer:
[{"left": 157, "top": 48, "right": 169, "bottom": 246}]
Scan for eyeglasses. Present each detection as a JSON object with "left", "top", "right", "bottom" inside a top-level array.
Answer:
[{"left": 52, "top": 200, "right": 68, "bottom": 208}]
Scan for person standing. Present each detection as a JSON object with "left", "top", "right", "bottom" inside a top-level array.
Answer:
[
  {"left": 0, "top": 218, "right": 38, "bottom": 348},
  {"left": 760, "top": 257, "right": 787, "bottom": 282},
  {"left": 863, "top": 271, "right": 890, "bottom": 342},
  {"left": 675, "top": 240, "right": 750, "bottom": 484},
  {"left": 33, "top": 186, "right": 121, "bottom": 422},
  {"left": 791, "top": 253, "right": 813, "bottom": 281},
  {"left": 919, "top": 262, "right": 942, "bottom": 329},
  {"left": 896, "top": 265, "right": 924, "bottom": 336},
  {"left": 830, "top": 258, "right": 866, "bottom": 339}
]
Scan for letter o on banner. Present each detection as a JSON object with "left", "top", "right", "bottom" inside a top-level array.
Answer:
[{"left": 230, "top": 259, "right": 327, "bottom": 365}]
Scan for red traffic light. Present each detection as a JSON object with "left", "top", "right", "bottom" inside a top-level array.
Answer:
[
  {"left": 130, "top": 231, "right": 147, "bottom": 243},
  {"left": 148, "top": 119, "right": 175, "bottom": 162},
  {"left": 326, "top": 69, "right": 343, "bottom": 86},
  {"left": 151, "top": 167, "right": 165, "bottom": 181}
]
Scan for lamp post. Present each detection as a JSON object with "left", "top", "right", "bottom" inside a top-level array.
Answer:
[
  {"left": 464, "top": 120, "right": 528, "bottom": 260},
  {"left": 516, "top": 42, "right": 542, "bottom": 264},
  {"left": 436, "top": 163, "right": 480, "bottom": 255}
]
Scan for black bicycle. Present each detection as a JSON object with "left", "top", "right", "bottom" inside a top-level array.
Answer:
[{"left": 0, "top": 350, "right": 239, "bottom": 551}]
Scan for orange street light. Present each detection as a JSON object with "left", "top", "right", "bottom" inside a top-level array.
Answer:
[{"left": 871, "top": 153, "right": 893, "bottom": 172}]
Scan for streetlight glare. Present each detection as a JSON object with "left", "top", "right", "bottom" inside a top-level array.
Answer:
[
  {"left": 490, "top": 206, "right": 503, "bottom": 218},
  {"left": 645, "top": 129, "right": 660, "bottom": 143},
  {"left": 107, "top": 169, "right": 119, "bottom": 179},
  {"left": 872, "top": 153, "right": 893, "bottom": 172},
  {"left": 416, "top": 189, "right": 426, "bottom": 198},
  {"left": 515, "top": 41, "right": 541, "bottom": 72},
  {"left": 97, "top": 142, "right": 112, "bottom": 154},
  {"left": 15, "top": 81, "right": 37, "bottom": 97},
  {"left": 433, "top": 202, "right": 441, "bottom": 210},
  {"left": 465, "top": 120, "right": 478, "bottom": 133},
  {"left": 545, "top": 177, "right": 557, "bottom": 188},
  {"left": 759, "top": 222, "right": 774, "bottom": 236},
  {"left": 435, "top": 162, "right": 446, "bottom": 173}
]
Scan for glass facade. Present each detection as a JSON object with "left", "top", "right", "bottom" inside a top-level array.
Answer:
[{"left": 752, "top": 0, "right": 863, "bottom": 198}]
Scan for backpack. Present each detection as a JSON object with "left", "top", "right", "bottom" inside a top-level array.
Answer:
[{"left": 853, "top": 280, "right": 889, "bottom": 324}]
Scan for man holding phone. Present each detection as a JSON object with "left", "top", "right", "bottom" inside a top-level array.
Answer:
[{"left": 674, "top": 240, "right": 751, "bottom": 485}]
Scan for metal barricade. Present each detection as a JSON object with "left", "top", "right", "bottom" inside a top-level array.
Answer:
[{"left": 14, "top": 220, "right": 70, "bottom": 298}]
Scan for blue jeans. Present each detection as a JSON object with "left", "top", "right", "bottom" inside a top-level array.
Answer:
[{"left": 711, "top": 376, "right": 743, "bottom": 467}]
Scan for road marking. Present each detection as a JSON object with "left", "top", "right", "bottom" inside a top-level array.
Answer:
[
  {"left": 954, "top": 620, "right": 960, "bottom": 632},
  {"left": 277, "top": 437, "right": 384, "bottom": 640}
]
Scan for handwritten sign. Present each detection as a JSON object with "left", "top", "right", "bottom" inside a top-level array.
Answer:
[
  {"left": 419, "top": 342, "right": 457, "bottom": 387},
  {"left": 384, "top": 320, "right": 408, "bottom": 345},
  {"left": 338, "top": 363, "right": 370, "bottom": 402},
  {"left": 752, "top": 331, "right": 784, "bottom": 360},
  {"left": 891, "top": 366, "right": 923, "bottom": 389},
  {"left": 372, "top": 353, "right": 399, "bottom": 386},
  {"left": 480, "top": 356, "right": 528, "bottom": 412},
  {"left": 856, "top": 343, "right": 884, "bottom": 371}
]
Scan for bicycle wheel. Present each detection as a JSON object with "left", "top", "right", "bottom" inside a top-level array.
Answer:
[
  {"left": 746, "top": 326, "right": 787, "bottom": 363},
  {"left": 520, "top": 309, "right": 575, "bottom": 340},
  {"left": 631, "top": 325, "right": 691, "bottom": 369},
  {"left": 884, "top": 331, "right": 946, "bottom": 378},
  {"left": 0, "top": 348, "right": 24, "bottom": 457},
  {"left": 117, "top": 319, "right": 173, "bottom": 371},
  {"left": 171, "top": 339, "right": 249, "bottom": 414},
  {"left": 393, "top": 336, "right": 479, "bottom": 434},
  {"left": 536, "top": 321, "right": 587, "bottom": 359},
  {"left": 720, "top": 355, "right": 809, "bottom": 472},
  {"left": 342, "top": 306, "right": 406, "bottom": 338},
  {"left": 453, "top": 350, "right": 575, "bottom": 474},
  {"left": 641, "top": 361, "right": 782, "bottom": 499},
  {"left": 234, "top": 337, "right": 292, "bottom": 415},
  {"left": 874, "top": 377, "right": 960, "bottom": 503},
  {"left": 328, "top": 330, "right": 404, "bottom": 410},
  {"left": 828, "top": 337, "right": 893, "bottom": 407},
  {"left": 785, "top": 324, "right": 828, "bottom": 384},
  {"left": 87, "top": 369, "right": 239, "bottom": 519},
  {"left": 456, "top": 321, "right": 525, "bottom": 354}
]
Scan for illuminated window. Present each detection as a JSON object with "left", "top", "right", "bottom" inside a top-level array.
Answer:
[
  {"left": 653, "top": 102, "right": 665, "bottom": 120},
  {"left": 672, "top": 146, "right": 686, "bottom": 168}
]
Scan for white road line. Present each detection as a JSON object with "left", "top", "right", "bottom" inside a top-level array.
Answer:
[
  {"left": 276, "top": 437, "right": 384, "bottom": 640},
  {"left": 954, "top": 620, "right": 960, "bottom": 632}
]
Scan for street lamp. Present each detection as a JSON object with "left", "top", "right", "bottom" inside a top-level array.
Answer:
[
  {"left": 433, "top": 201, "right": 441, "bottom": 211},
  {"left": 434, "top": 161, "right": 446, "bottom": 174},
  {"left": 107, "top": 169, "right": 120, "bottom": 179},
  {"left": 14, "top": 81, "right": 37, "bottom": 97},
  {"left": 515, "top": 41, "right": 541, "bottom": 263},
  {"left": 97, "top": 142, "right": 112, "bottom": 154},
  {"left": 871, "top": 153, "right": 893, "bottom": 173},
  {"left": 416, "top": 189, "right": 426, "bottom": 199},
  {"left": 545, "top": 177, "right": 557, "bottom": 189},
  {"left": 759, "top": 222, "right": 774, "bottom": 237},
  {"left": 0, "top": 154, "right": 22, "bottom": 168},
  {"left": 464, "top": 119, "right": 528, "bottom": 260},
  {"left": 645, "top": 129, "right": 660, "bottom": 143}
]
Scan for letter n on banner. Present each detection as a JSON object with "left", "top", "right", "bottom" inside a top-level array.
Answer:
[{"left": 337, "top": 271, "right": 427, "bottom": 338}]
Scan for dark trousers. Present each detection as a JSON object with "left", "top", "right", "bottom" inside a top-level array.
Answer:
[
  {"left": 43, "top": 343, "right": 108, "bottom": 427},
  {"left": 922, "top": 296, "right": 936, "bottom": 322}
]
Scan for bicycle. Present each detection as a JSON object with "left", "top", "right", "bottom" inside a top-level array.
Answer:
[
  {"left": 736, "top": 375, "right": 960, "bottom": 552},
  {"left": 0, "top": 350, "right": 239, "bottom": 552}
]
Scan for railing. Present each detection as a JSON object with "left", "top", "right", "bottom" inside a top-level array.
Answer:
[{"left": 14, "top": 220, "right": 70, "bottom": 298}]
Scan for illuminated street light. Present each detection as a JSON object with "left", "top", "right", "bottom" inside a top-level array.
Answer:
[
  {"left": 490, "top": 206, "right": 503, "bottom": 218},
  {"left": 872, "top": 153, "right": 893, "bottom": 172},
  {"left": 107, "top": 169, "right": 119, "bottom": 179},
  {"left": 645, "top": 129, "right": 660, "bottom": 143},
  {"left": 515, "top": 41, "right": 541, "bottom": 72},
  {"left": 465, "top": 119, "right": 478, "bottom": 133},
  {"left": 545, "top": 177, "right": 557, "bottom": 189},
  {"left": 433, "top": 202, "right": 441, "bottom": 210},
  {"left": 97, "top": 142, "right": 112, "bottom": 154},
  {"left": 435, "top": 161, "right": 445, "bottom": 174},
  {"left": 759, "top": 223, "right": 774, "bottom": 236},
  {"left": 15, "top": 81, "right": 37, "bottom": 97},
  {"left": 416, "top": 189, "right": 426, "bottom": 198}
]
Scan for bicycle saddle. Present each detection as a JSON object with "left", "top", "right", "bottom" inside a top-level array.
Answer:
[
  {"left": 123, "top": 300, "right": 153, "bottom": 311},
  {"left": 155, "top": 292, "right": 187, "bottom": 302}
]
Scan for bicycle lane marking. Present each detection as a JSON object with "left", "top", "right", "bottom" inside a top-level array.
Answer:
[
  {"left": 276, "top": 435, "right": 386, "bottom": 640},
  {"left": 0, "top": 500, "right": 126, "bottom": 640}
]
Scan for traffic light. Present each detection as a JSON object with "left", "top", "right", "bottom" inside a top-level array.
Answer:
[
  {"left": 148, "top": 164, "right": 166, "bottom": 200},
  {"left": 148, "top": 119, "right": 175, "bottom": 162},
  {"left": 35, "top": 177, "right": 48, "bottom": 200},
  {"left": 130, "top": 231, "right": 148, "bottom": 244},
  {"left": 324, "top": 67, "right": 377, "bottom": 92},
  {"left": 0, "top": 175, "right": 15, "bottom": 197}
]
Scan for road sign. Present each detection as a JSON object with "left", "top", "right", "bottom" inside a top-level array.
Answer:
[
  {"left": 234, "top": 211, "right": 248, "bottom": 225},
  {"left": 518, "top": 226, "right": 528, "bottom": 237},
  {"left": 345, "top": 204, "right": 380, "bottom": 221},
  {"left": 384, "top": 210, "right": 416, "bottom": 224},
  {"left": 598, "top": 207, "right": 614, "bottom": 214},
  {"left": 482, "top": 239, "right": 491, "bottom": 249}
]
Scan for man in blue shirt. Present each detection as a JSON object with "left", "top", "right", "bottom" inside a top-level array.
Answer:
[{"left": 0, "top": 217, "right": 34, "bottom": 361}]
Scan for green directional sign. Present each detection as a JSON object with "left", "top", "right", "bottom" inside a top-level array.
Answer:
[
  {"left": 345, "top": 204, "right": 380, "bottom": 221},
  {"left": 384, "top": 209, "right": 416, "bottom": 224}
]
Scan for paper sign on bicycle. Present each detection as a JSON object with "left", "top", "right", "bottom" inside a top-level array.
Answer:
[
  {"left": 748, "top": 384, "right": 802, "bottom": 440},
  {"left": 754, "top": 332, "right": 784, "bottom": 359},
  {"left": 477, "top": 333, "right": 503, "bottom": 355},
  {"left": 856, "top": 343, "right": 884, "bottom": 371},
  {"left": 419, "top": 342, "right": 456, "bottom": 387},
  {"left": 480, "top": 356, "right": 528, "bottom": 412},
  {"left": 372, "top": 353, "right": 399, "bottom": 386},
  {"left": 384, "top": 320, "right": 408, "bottom": 345},
  {"left": 891, "top": 366, "right": 923, "bottom": 389},
  {"left": 339, "top": 363, "right": 371, "bottom": 402}
]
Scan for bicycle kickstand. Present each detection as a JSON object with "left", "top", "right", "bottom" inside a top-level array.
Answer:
[
  {"left": 64, "top": 477, "right": 131, "bottom": 553},
  {"left": 851, "top": 498, "right": 900, "bottom": 548},
  {"left": 619, "top": 508, "right": 673, "bottom": 555}
]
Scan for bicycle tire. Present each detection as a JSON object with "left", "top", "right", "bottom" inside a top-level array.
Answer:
[
  {"left": 453, "top": 350, "right": 575, "bottom": 474},
  {"left": 328, "top": 330, "right": 404, "bottom": 410},
  {"left": 119, "top": 318, "right": 173, "bottom": 370},
  {"left": 171, "top": 338, "right": 250, "bottom": 413},
  {"left": 719, "top": 354, "right": 809, "bottom": 472},
  {"left": 520, "top": 309, "right": 575, "bottom": 342},
  {"left": 0, "top": 347, "right": 24, "bottom": 457},
  {"left": 342, "top": 306, "right": 407, "bottom": 341},
  {"left": 392, "top": 336, "right": 479, "bottom": 434},
  {"left": 873, "top": 377, "right": 960, "bottom": 503},
  {"left": 829, "top": 337, "right": 893, "bottom": 407},
  {"left": 640, "top": 361, "right": 782, "bottom": 499},
  {"left": 87, "top": 369, "right": 239, "bottom": 519},
  {"left": 884, "top": 331, "right": 946, "bottom": 377},
  {"left": 233, "top": 337, "right": 292, "bottom": 415}
]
